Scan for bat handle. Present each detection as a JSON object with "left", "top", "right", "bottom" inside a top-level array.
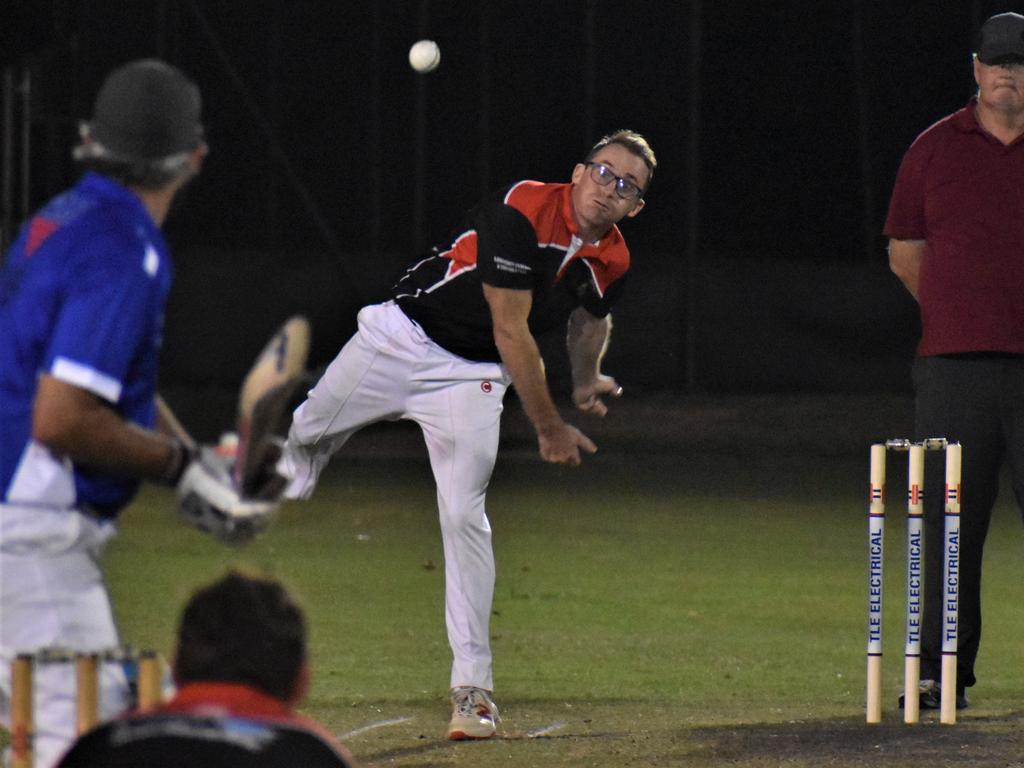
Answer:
[{"left": 156, "top": 395, "right": 197, "bottom": 452}]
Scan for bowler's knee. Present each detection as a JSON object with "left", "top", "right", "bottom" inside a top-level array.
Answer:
[{"left": 438, "top": 497, "right": 490, "bottom": 536}]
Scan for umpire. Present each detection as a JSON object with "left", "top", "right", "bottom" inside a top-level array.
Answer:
[{"left": 885, "top": 12, "right": 1024, "bottom": 711}]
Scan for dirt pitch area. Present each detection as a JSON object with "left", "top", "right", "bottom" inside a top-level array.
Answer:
[
  {"left": 686, "top": 712, "right": 1024, "bottom": 767},
  {"left": 330, "top": 700, "right": 1024, "bottom": 768}
]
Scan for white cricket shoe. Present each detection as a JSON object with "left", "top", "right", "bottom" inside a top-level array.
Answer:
[{"left": 447, "top": 686, "right": 499, "bottom": 740}]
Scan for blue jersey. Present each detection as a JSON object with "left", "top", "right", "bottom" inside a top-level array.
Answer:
[{"left": 0, "top": 173, "right": 173, "bottom": 517}]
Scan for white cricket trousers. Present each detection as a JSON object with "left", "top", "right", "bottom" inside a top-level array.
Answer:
[
  {"left": 280, "top": 301, "right": 511, "bottom": 691},
  {"left": 0, "top": 505, "right": 129, "bottom": 768}
]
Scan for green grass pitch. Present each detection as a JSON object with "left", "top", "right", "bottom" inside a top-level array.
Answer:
[
  {"left": 98, "top": 432, "right": 1024, "bottom": 767},
  {"left": 5, "top": 399, "right": 1023, "bottom": 766}
]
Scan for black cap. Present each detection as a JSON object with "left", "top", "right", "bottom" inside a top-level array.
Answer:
[
  {"left": 976, "top": 12, "right": 1024, "bottom": 65},
  {"left": 78, "top": 59, "right": 203, "bottom": 162}
]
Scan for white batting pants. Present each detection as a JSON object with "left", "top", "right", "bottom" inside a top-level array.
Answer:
[
  {"left": 0, "top": 506, "right": 130, "bottom": 768},
  {"left": 280, "top": 301, "right": 511, "bottom": 691}
]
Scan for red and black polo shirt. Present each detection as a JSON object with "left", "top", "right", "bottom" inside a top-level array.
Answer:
[
  {"left": 57, "top": 683, "right": 355, "bottom": 767},
  {"left": 395, "top": 180, "right": 630, "bottom": 362}
]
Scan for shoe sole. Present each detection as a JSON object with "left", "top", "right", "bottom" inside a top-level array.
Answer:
[{"left": 447, "top": 730, "right": 496, "bottom": 741}]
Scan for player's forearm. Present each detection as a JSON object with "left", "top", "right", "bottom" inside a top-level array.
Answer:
[
  {"left": 493, "top": 326, "right": 564, "bottom": 435},
  {"left": 567, "top": 309, "right": 610, "bottom": 386},
  {"left": 33, "top": 375, "right": 184, "bottom": 483},
  {"left": 43, "top": 410, "right": 180, "bottom": 483}
]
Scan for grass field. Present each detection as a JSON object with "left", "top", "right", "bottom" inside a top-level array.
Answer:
[{"left": 7, "top": 396, "right": 1024, "bottom": 766}]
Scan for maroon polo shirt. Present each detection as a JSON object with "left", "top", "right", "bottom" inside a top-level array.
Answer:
[{"left": 884, "top": 97, "right": 1024, "bottom": 356}]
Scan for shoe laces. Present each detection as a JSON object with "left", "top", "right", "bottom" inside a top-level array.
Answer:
[{"left": 452, "top": 686, "right": 500, "bottom": 722}]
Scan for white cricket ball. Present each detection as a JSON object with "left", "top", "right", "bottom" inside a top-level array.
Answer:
[{"left": 409, "top": 40, "right": 441, "bottom": 73}]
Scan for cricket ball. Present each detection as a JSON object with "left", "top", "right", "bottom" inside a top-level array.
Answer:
[{"left": 409, "top": 40, "right": 441, "bottom": 73}]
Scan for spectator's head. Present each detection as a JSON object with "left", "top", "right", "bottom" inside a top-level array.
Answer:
[{"left": 173, "top": 571, "right": 309, "bottom": 704}]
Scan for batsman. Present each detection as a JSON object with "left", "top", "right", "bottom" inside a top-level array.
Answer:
[
  {"left": 280, "top": 130, "right": 656, "bottom": 740},
  {"left": 0, "top": 61, "right": 285, "bottom": 767}
]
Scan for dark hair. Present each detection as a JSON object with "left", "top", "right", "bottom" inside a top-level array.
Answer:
[
  {"left": 585, "top": 129, "right": 657, "bottom": 194},
  {"left": 174, "top": 571, "right": 306, "bottom": 701}
]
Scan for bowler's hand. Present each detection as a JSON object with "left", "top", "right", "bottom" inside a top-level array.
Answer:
[
  {"left": 572, "top": 375, "right": 623, "bottom": 417},
  {"left": 538, "top": 422, "right": 598, "bottom": 466}
]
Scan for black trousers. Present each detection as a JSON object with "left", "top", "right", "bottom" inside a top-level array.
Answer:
[{"left": 914, "top": 355, "right": 1024, "bottom": 689}]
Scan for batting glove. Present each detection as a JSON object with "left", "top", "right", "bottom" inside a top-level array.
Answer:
[{"left": 176, "top": 448, "right": 277, "bottom": 545}]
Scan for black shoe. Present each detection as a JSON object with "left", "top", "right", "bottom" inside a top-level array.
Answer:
[
  {"left": 898, "top": 679, "right": 969, "bottom": 711},
  {"left": 956, "top": 689, "right": 970, "bottom": 710}
]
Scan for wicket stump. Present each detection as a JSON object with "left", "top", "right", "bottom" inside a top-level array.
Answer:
[
  {"left": 866, "top": 438, "right": 960, "bottom": 725},
  {"left": 941, "top": 443, "right": 961, "bottom": 725},
  {"left": 9, "top": 647, "right": 164, "bottom": 768}
]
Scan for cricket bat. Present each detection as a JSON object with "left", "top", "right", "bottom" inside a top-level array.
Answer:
[
  {"left": 157, "top": 395, "right": 197, "bottom": 451},
  {"left": 233, "top": 316, "right": 311, "bottom": 497}
]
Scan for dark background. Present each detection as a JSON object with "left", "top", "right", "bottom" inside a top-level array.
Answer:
[{"left": 1, "top": 1, "right": 1016, "bottom": 426}]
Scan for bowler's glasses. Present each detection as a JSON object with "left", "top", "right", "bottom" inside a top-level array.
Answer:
[{"left": 585, "top": 162, "right": 643, "bottom": 201}]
